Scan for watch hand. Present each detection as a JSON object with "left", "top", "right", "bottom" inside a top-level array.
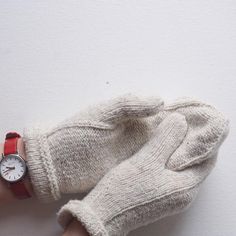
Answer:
[
  {"left": 6, "top": 166, "right": 15, "bottom": 170},
  {"left": 3, "top": 167, "right": 15, "bottom": 173}
]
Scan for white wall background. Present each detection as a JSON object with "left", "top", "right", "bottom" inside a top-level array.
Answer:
[{"left": 0, "top": 1, "right": 235, "bottom": 235}]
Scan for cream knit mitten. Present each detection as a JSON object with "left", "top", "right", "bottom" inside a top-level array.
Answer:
[
  {"left": 23, "top": 94, "right": 229, "bottom": 203},
  {"left": 57, "top": 112, "right": 229, "bottom": 236},
  {"left": 23, "top": 94, "right": 163, "bottom": 202}
]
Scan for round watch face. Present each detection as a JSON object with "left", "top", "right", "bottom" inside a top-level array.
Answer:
[{"left": 0, "top": 154, "right": 27, "bottom": 182}]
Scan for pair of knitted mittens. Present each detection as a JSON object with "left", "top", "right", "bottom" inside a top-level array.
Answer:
[{"left": 23, "top": 94, "right": 229, "bottom": 236}]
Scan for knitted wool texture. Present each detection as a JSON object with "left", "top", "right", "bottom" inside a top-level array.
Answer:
[
  {"left": 22, "top": 95, "right": 229, "bottom": 204},
  {"left": 57, "top": 112, "right": 229, "bottom": 236},
  {"left": 23, "top": 95, "right": 164, "bottom": 202}
]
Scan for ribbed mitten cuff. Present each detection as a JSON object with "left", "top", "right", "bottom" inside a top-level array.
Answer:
[
  {"left": 57, "top": 200, "right": 108, "bottom": 236},
  {"left": 23, "top": 124, "right": 60, "bottom": 202}
]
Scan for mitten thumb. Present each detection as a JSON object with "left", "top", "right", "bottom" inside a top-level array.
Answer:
[{"left": 77, "top": 94, "right": 164, "bottom": 125}]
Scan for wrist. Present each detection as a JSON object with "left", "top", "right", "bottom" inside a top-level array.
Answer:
[
  {"left": 63, "top": 219, "right": 89, "bottom": 236},
  {"left": 17, "top": 138, "right": 34, "bottom": 196}
]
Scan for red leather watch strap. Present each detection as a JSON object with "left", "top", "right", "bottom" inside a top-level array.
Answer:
[
  {"left": 4, "top": 132, "right": 21, "bottom": 155},
  {"left": 3, "top": 132, "right": 31, "bottom": 199},
  {"left": 11, "top": 180, "right": 31, "bottom": 199}
]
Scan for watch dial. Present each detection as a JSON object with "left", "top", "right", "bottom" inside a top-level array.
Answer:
[{"left": 0, "top": 154, "right": 26, "bottom": 182}]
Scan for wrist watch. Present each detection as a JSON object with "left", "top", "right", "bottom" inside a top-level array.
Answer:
[{"left": 0, "top": 132, "right": 31, "bottom": 199}]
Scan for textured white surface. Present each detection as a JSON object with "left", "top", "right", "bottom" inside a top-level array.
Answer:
[{"left": 0, "top": 1, "right": 235, "bottom": 236}]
